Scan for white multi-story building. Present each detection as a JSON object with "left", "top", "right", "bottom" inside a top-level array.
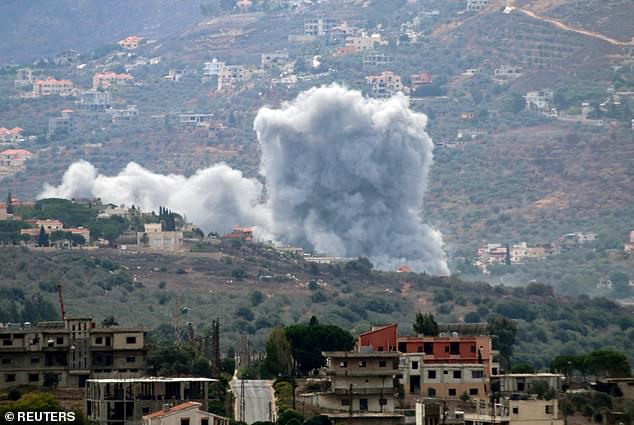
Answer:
[
  {"left": 366, "top": 71, "right": 402, "bottom": 98},
  {"left": 217, "top": 65, "right": 246, "bottom": 91},
  {"left": 525, "top": 90, "right": 554, "bottom": 111},
  {"left": 203, "top": 58, "right": 225, "bottom": 80},
  {"left": 467, "top": 0, "right": 489, "bottom": 12}
]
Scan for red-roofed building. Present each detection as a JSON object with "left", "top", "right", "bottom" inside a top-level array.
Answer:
[
  {"left": 0, "top": 149, "right": 33, "bottom": 167},
  {"left": 335, "top": 45, "right": 358, "bottom": 56},
  {"left": 0, "top": 127, "right": 24, "bottom": 144},
  {"left": 223, "top": 225, "right": 253, "bottom": 241},
  {"left": 142, "top": 402, "right": 229, "bottom": 425},
  {"left": 411, "top": 72, "right": 433, "bottom": 90},
  {"left": 118, "top": 35, "right": 141, "bottom": 49},
  {"left": 92, "top": 71, "right": 134, "bottom": 89},
  {"left": 357, "top": 323, "right": 497, "bottom": 400},
  {"left": 358, "top": 324, "right": 398, "bottom": 352},
  {"left": 32, "top": 77, "right": 74, "bottom": 97}
]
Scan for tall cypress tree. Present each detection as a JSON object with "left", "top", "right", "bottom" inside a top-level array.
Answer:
[
  {"left": 6, "top": 191, "right": 13, "bottom": 214},
  {"left": 38, "top": 226, "right": 49, "bottom": 247}
]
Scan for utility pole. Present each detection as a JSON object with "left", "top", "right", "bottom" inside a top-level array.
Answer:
[{"left": 212, "top": 318, "right": 220, "bottom": 376}]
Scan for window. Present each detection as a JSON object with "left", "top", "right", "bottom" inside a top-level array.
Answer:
[
  {"left": 427, "top": 388, "right": 436, "bottom": 397},
  {"left": 424, "top": 342, "right": 433, "bottom": 354},
  {"left": 378, "top": 346, "right": 384, "bottom": 352},
  {"left": 448, "top": 388, "right": 456, "bottom": 396},
  {"left": 379, "top": 398, "right": 387, "bottom": 406},
  {"left": 201, "top": 419, "right": 209, "bottom": 425},
  {"left": 142, "top": 408, "right": 150, "bottom": 414},
  {"left": 341, "top": 399, "right": 351, "bottom": 406},
  {"left": 96, "top": 337, "right": 103, "bottom": 344},
  {"left": 470, "top": 345, "right": 476, "bottom": 353},
  {"left": 492, "top": 367, "right": 498, "bottom": 375},
  {"left": 512, "top": 408, "right": 519, "bottom": 415},
  {"left": 56, "top": 337, "right": 63, "bottom": 344},
  {"left": 411, "top": 361, "right": 419, "bottom": 370},
  {"left": 379, "top": 360, "right": 387, "bottom": 367},
  {"left": 359, "top": 399, "right": 368, "bottom": 411},
  {"left": 180, "top": 419, "right": 190, "bottom": 425},
  {"left": 545, "top": 405, "right": 554, "bottom": 414},
  {"left": 339, "top": 361, "right": 347, "bottom": 368},
  {"left": 398, "top": 342, "right": 406, "bottom": 352},
  {"left": 444, "top": 345, "right": 449, "bottom": 353},
  {"left": 126, "top": 336, "right": 137, "bottom": 344},
  {"left": 417, "top": 345, "right": 424, "bottom": 353},
  {"left": 453, "top": 370, "right": 462, "bottom": 379},
  {"left": 469, "top": 388, "right": 479, "bottom": 396},
  {"left": 472, "top": 370, "right": 484, "bottom": 379},
  {"left": 6, "top": 374, "right": 16, "bottom": 382},
  {"left": 126, "top": 356, "right": 136, "bottom": 363},
  {"left": 30, "top": 357, "right": 40, "bottom": 364},
  {"left": 28, "top": 373, "right": 39, "bottom": 382},
  {"left": 1, "top": 358, "right": 10, "bottom": 364},
  {"left": 358, "top": 360, "right": 367, "bottom": 367},
  {"left": 450, "top": 342, "right": 460, "bottom": 355},
  {"left": 427, "top": 370, "right": 437, "bottom": 379},
  {"left": 2, "top": 340, "right": 12, "bottom": 346}
]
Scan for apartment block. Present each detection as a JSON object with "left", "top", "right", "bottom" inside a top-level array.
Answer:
[
  {"left": 366, "top": 71, "right": 402, "bottom": 98},
  {"left": 217, "top": 65, "right": 246, "bottom": 91},
  {"left": 0, "top": 318, "right": 146, "bottom": 390},
  {"left": 303, "top": 350, "right": 404, "bottom": 425},
  {"left": 32, "top": 77, "right": 75, "bottom": 97}
]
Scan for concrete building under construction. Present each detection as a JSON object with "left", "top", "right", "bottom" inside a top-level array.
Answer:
[
  {"left": 86, "top": 377, "right": 216, "bottom": 425},
  {"left": 0, "top": 317, "right": 146, "bottom": 390}
]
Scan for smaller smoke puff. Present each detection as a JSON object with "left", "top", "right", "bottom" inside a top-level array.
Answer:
[{"left": 40, "top": 161, "right": 267, "bottom": 234}]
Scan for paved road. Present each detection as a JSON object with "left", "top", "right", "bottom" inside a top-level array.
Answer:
[{"left": 230, "top": 378, "right": 275, "bottom": 424}]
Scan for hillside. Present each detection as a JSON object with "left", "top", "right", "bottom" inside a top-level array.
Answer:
[
  {"left": 1, "top": 247, "right": 633, "bottom": 369},
  {"left": 0, "top": 0, "right": 202, "bottom": 63},
  {"left": 0, "top": 0, "right": 632, "bottom": 297}
]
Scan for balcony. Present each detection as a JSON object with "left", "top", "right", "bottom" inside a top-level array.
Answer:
[
  {"left": 326, "top": 369, "right": 401, "bottom": 377},
  {"left": 332, "top": 387, "right": 395, "bottom": 396}
]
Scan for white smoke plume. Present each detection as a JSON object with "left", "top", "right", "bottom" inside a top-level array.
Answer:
[
  {"left": 40, "top": 85, "right": 449, "bottom": 275},
  {"left": 39, "top": 161, "right": 267, "bottom": 234}
]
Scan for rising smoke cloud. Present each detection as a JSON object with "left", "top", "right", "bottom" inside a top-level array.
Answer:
[
  {"left": 255, "top": 85, "right": 448, "bottom": 275},
  {"left": 41, "top": 85, "right": 448, "bottom": 275}
]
